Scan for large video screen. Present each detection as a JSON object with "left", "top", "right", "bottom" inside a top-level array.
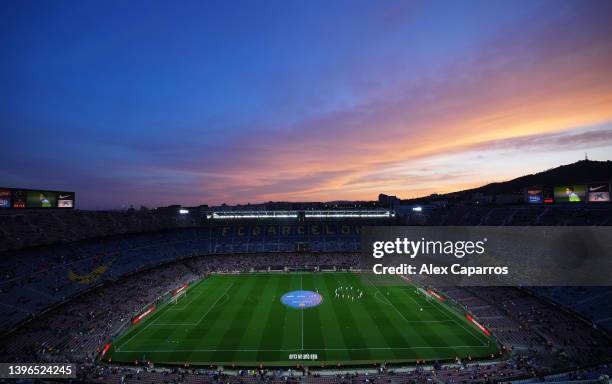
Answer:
[
  {"left": 11, "top": 190, "right": 26, "bottom": 208},
  {"left": 525, "top": 188, "right": 543, "bottom": 203},
  {"left": 588, "top": 182, "right": 610, "bottom": 202},
  {"left": 57, "top": 191, "right": 75, "bottom": 208},
  {"left": 26, "top": 190, "right": 57, "bottom": 208},
  {"left": 0, "top": 189, "right": 10, "bottom": 208},
  {"left": 554, "top": 185, "right": 586, "bottom": 203}
]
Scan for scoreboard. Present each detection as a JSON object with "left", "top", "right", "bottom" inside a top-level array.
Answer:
[{"left": 0, "top": 188, "right": 75, "bottom": 209}]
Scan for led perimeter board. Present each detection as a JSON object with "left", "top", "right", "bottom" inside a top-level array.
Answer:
[{"left": 0, "top": 188, "right": 75, "bottom": 209}]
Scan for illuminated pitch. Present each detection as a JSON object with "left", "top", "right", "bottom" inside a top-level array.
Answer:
[{"left": 105, "top": 273, "right": 499, "bottom": 366}]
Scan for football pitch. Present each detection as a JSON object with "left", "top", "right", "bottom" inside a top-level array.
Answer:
[{"left": 106, "top": 273, "right": 499, "bottom": 366}]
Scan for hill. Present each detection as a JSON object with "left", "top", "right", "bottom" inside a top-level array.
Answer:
[{"left": 405, "top": 160, "right": 612, "bottom": 202}]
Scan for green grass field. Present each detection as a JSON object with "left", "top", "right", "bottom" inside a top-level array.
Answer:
[{"left": 106, "top": 273, "right": 498, "bottom": 366}]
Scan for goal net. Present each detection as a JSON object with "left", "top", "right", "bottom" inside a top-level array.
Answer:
[
  {"left": 416, "top": 287, "right": 434, "bottom": 302},
  {"left": 171, "top": 289, "right": 187, "bottom": 304}
]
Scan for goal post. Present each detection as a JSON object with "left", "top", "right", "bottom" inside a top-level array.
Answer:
[
  {"left": 416, "top": 287, "right": 445, "bottom": 302},
  {"left": 416, "top": 287, "right": 433, "bottom": 302},
  {"left": 169, "top": 283, "right": 190, "bottom": 304},
  {"left": 171, "top": 289, "right": 187, "bottom": 304}
]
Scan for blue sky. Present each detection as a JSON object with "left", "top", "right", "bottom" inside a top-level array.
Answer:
[{"left": 1, "top": 0, "right": 611, "bottom": 209}]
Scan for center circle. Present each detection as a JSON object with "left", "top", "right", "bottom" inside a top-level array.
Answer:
[{"left": 281, "top": 290, "right": 323, "bottom": 309}]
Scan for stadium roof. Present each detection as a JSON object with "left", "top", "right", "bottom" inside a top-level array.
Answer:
[{"left": 207, "top": 209, "right": 394, "bottom": 220}]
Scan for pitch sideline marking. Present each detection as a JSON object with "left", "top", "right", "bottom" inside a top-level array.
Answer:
[
  {"left": 374, "top": 290, "right": 392, "bottom": 306},
  {"left": 117, "top": 275, "right": 491, "bottom": 355},
  {"left": 160, "top": 277, "right": 215, "bottom": 318},
  {"left": 381, "top": 280, "right": 490, "bottom": 347},
  {"left": 215, "top": 293, "right": 231, "bottom": 307},
  {"left": 116, "top": 310, "right": 162, "bottom": 351},
  {"left": 374, "top": 290, "right": 439, "bottom": 318},
  {"left": 367, "top": 276, "right": 414, "bottom": 325},
  {"left": 117, "top": 280, "right": 233, "bottom": 350},
  {"left": 114, "top": 344, "right": 490, "bottom": 353},
  {"left": 431, "top": 301, "right": 488, "bottom": 346},
  {"left": 368, "top": 276, "right": 488, "bottom": 348},
  {"left": 165, "top": 293, "right": 231, "bottom": 319},
  {"left": 194, "top": 282, "right": 235, "bottom": 325},
  {"left": 408, "top": 287, "right": 489, "bottom": 346},
  {"left": 167, "top": 280, "right": 209, "bottom": 310},
  {"left": 151, "top": 317, "right": 456, "bottom": 326},
  {"left": 401, "top": 287, "right": 434, "bottom": 308}
]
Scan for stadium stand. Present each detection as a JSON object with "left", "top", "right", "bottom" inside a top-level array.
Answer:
[{"left": 0, "top": 205, "right": 611, "bottom": 383}]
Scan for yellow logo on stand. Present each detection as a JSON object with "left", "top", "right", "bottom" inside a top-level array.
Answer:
[{"left": 68, "top": 258, "right": 114, "bottom": 284}]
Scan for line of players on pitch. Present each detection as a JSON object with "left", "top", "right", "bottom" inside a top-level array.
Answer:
[{"left": 334, "top": 285, "right": 363, "bottom": 301}]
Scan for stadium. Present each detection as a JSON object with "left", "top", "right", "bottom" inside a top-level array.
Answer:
[
  {"left": 1, "top": 162, "right": 612, "bottom": 383},
  {"left": 3, "top": 1, "right": 612, "bottom": 383}
]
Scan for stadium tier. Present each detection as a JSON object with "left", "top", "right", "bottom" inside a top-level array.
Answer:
[{"left": 0, "top": 206, "right": 611, "bottom": 383}]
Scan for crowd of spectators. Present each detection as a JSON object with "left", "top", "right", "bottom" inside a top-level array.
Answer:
[
  {"left": 408, "top": 204, "right": 612, "bottom": 226},
  {"left": 1, "top": 205, "right": 611, "bottom": 383},
  {"left": 0, "top": 220, "right": 361, "bottom": 332},
  {"left": 528, "top": 287, "right": 612, "bottom": 332},
  {"left": 0, "top": 209, "right": 196, "bottom": 251},
  {"left": 1, "top": 251, "right": 610, "bottom": 384}
]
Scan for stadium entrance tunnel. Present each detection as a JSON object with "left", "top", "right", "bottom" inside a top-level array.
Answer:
[{"left": 281, "top": 290, "right": 323, "bottom": 309}]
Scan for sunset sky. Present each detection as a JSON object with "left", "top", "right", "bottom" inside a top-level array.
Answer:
[{"left": 1, "top": 0, "right": 612, "bottom": 209}]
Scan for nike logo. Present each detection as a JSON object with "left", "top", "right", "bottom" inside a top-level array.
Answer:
[
  {"left": 59, "top": 194, "right": 72, "bottom": 199},
  {"left": 589, "top": 185, "right": 606, "bottom": 192}
]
